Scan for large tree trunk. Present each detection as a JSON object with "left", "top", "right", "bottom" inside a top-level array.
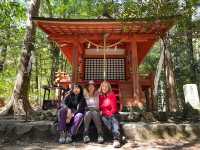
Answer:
[
  {"left": 186, "top": 30, "right": 197, "bottom": 83},
  {"left": 186, "top": 0, "right": 197, "bottom": 84},
  {"left": 153, "top": 40, "right": 164, "bottom": 110},
  {"left": 0, "top": 0, "right": 40, "bottom": 116},
  {"left": 163, "top": 35, "right": 178, "bottom": 112}
]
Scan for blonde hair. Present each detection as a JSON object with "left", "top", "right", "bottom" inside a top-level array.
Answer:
[{"left": 99, "top": 80, "right": 112, "bottom": 94}]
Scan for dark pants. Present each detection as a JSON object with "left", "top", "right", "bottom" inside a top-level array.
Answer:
[
  {"left": 102, "top": 115, "right": 120, "bottom": 140},
  {"left": 84, "top": 110, "right": 103, "bottom": 136},
  {"left": 58, "top": 107, "right": 83, "bottom": 136}
]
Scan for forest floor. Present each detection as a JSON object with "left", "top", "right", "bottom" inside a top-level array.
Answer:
[{"left": 0, "top": 139, "right": 200, "bottom": 150}]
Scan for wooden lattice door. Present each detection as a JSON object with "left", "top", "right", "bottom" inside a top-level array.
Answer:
[{"left": 84, "top": 58, "right": 125, "bottom": 80}]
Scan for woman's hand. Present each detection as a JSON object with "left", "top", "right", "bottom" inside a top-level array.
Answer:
[
  {"left": 66, "top": 108, "right": 73, "bottom": 123},
  {"left": 97, "top": 87, "right": 101, "bottom": 93},
  {"left": 100, "top": 111, "right": 103, "bottom": 115}
]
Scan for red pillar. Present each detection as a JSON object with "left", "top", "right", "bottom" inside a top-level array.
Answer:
[
  {"left": 72, "top": 42, "right": 79, "bottom": 83},
  {"left": 131, "top": 40, "right": 140, "bottom": 104}
]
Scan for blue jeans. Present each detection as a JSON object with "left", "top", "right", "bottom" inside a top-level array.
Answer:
[{"left": 102, "top": 115, "right": 120, "bottom": 140}]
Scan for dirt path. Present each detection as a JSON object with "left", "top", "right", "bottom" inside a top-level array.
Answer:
[{"left": 0, "top": 139, "right": 200, "bottom": 150}]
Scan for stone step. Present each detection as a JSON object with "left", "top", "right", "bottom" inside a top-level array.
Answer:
[
  {"left": 122, "top": 122, "right": 200, "bottom": 141},
  {"left": 0, "top": 119, "right": 200, "bottom": 143}
]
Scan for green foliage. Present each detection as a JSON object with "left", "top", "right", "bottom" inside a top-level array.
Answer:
[
  {"left": 0, "top": 1, "right": 26, "bottom": 101},
  {"left": 120, "top": 0, "right": 180, "bottom": 19},
  {"left": 0, "top": 1, "right": 26, "bottom": 45},
  {"left": 139, "top": 42, "right": 161, "bottom": 74}
]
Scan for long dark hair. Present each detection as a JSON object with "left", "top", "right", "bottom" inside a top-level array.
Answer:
[{"left": 71, "top": 83, "right": 84, "bottom": 98}]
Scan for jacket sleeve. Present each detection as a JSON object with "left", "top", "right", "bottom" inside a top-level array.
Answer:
[
  {"left": 64, "top": 94, "right": 71, "bottom": 108},
  {"left": 110, "top": 93, "right": 118, "bottom": 115},
  {"left": 99, "top": 95, "right": 103, "bottom": 110},
  {"left": 76, "top": 97, "right": 87, "bottom": 113}
]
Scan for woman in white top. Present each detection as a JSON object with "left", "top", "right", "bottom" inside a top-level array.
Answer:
[{"left": 83, "top": 80, "right": 104, "bottom": 144}]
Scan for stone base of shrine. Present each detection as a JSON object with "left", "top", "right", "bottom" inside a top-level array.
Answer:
[{"left": 0, "top": 119, "right": 200, "bottom": 143}]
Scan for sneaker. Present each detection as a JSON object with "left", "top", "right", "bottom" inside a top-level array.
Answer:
[
  {"left": 97, "top": 135, "right": 104, "bottom": 144},
  {"left": 83, "top": 135, "right": 90, "bottom": 143},
  {"left": 58, "top": 131, "right": 66, "bottom": 144},
  {"left": 113, "top": 140, "right": 120, "bottom": 148},
  {"left": 65, "top": 134, "right": 72, "bottom": 144}
]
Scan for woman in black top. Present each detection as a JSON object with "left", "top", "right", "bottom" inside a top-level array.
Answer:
[{"left": 58, "top": 83, "right": 86, "bottom": 144}]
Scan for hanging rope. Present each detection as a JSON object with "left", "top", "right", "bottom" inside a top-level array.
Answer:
[
  {"left": 85, "top": 38, "right": 124, "bottom": 48},
  {"left": 103, "top": 33, "right": 108, "bottom": 80}
]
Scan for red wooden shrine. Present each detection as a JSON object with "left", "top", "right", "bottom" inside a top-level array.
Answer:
[{"left": 33, "top": 17, "right": 174, "bottom": 111}]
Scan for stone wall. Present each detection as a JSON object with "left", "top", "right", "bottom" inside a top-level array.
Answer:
[{"left": 0, "top": 120, "right": 200, "bottom": 143}]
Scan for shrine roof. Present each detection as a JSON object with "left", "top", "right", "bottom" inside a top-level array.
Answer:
[
  {"left": 33, "top": 17, "right": 175, "bottom": 36},
  {"left": 33, "top": 17, "right": 176, "bottom": 64}
]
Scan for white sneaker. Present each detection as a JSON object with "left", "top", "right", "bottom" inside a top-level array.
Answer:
[
  {"left": 65, "top": 134, "right": 72, "bottom": 144},
  {"left": 58, "top": 131, "right": 66, "bottom": 144},
  {"left": 97, "top": 135, "right": 104, "bottom": 144},
  {"left": 113, "top": 140, "right": 120, "bottom": 148},
  {"left": 83, "top": 135, "right": 90, "bottom": 143}
]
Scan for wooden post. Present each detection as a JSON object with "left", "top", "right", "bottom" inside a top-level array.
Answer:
[
  {"left": 77, "top": 43, "right": 83, "bottom": 82},
  {"left": 131, "top": 40, "right": 140, "bottom": 103},
  {"left": 163, "top": 36, "right": 178, "bottom": 112},
  {"left": 72, "top": 41, "right": 79, "bottom": 83}
]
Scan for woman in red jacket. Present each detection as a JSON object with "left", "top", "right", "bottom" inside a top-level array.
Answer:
[{"left": 99, "top": 81, "right": 121, "bottom": 148}]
